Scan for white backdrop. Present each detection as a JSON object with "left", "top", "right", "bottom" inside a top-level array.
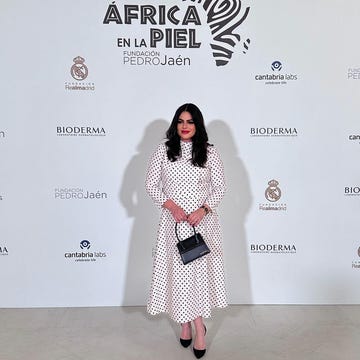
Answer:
[{"left": 1, "top": 0, "right": 359, "bottom": 307}]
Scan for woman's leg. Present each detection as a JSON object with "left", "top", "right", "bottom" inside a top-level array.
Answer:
[
  {"left": 180, "top": 321, "right": 192, "bottom": 340},
  {"left": 193, "top": 316, "right": 206, "bottom": 350}
]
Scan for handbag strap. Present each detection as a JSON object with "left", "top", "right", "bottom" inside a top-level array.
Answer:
[{"left": 175, "top": 223, "right": 199, "bottom": 244}]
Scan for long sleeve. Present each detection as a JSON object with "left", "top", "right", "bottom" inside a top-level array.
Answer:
[
  {"left": 145, "top": 143, "right": 168, "bottom": 207},
  {"left": 205, "top": 146, "right": 226, "bottom": 209}
]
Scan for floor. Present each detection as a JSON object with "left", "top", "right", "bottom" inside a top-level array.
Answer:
[{"left": 1, "top": 305, "right": 359, "bottom": 360}]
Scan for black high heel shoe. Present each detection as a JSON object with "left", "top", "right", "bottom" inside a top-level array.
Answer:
[
  {"left": 180, "top": 337, "right": 192, "bottom": 348},
  {"left": 180, "top": 324, "right": 192, "bottom": 348},
  {"left": 193, "top": 325, "right": 207, "bottom": 359}
]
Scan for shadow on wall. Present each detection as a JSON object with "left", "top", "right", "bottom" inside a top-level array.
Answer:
[
  {"left": 208, "top": 120, "right": 253, "bottom": 304},
  {"left": 120, "top": 119, "right": 169, "bottom": 306}
]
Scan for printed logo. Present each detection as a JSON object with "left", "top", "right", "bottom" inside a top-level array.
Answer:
[
  {"left": 259, "top": 179, "right": 287, "bottom": 211},
  {"left": 352, "top": 246, "right": 360, "bottom": 269},
  {"left": 202, "top": 0, "right": 250, "bottom": 66},
  {"left": 56, "top": 126, "right": 106, "bottom": 137},
  {"left": 250, "top": 244, "right": 296, "bottom": 254},
  {"left": 349, "top": 134, "right": 360, "bottom": 143},
  {"left": 54, "top": 188, "right": 108, "bottom": 200},
  {"left": 71, "top": 56, "right": 89, "bottom": 80},
  {"left": 65, "top": 56, "right": 95, "bottom": 91},
  {"left": 348, "top": 67, "right": 360, "bottom": 80},
  {"left": 64, "top": 241, "right": 107, "bottom": 262},
  {"left": 0, "top": 130, "right": 5, "bottom": 138},
  {"left": 265, "top": 179, "right": 281, "bottom": 202},
  {"left": 250, "top": 127, "right": 298, "bottom": 137},
  {"left": 344, "top": 186, "right": 360, "bottom": 196},
  {"left": 80, "top": 240, "right": 91, "bottom": 249},
  {"left": 271, "top": 60, "right": 282, "bottom": 71},
  {"left": 255, "top": 61, "right": 298, "bottom": 85},
  {"left": 0, "top": 246, "right": 9, "bottom": 256},
  {"left": 103, "top": 1, "right": 251, "bottom": 67}
]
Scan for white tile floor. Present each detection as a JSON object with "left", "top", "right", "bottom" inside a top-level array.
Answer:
[{"left": 1, "top": 305, "right": 359, "bottom": 360}]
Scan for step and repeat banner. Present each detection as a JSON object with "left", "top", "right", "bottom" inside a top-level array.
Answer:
[{"left": 1, "top": 0, "right": 359, "bottom": 307}]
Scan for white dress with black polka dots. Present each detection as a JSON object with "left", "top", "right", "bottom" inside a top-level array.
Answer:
[{"left": 145, "top": 140, "right": 227, "bottom": 323}]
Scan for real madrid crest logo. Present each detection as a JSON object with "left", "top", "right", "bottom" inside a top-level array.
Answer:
[
  {"left": 70, "top": 56, "right": 89, "bottom": 81},
  {"left": 265, "top": 179, "right": 281, "bottom": 202}
]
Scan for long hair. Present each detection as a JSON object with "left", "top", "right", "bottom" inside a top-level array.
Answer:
[{"left": 165, "top": 103, "right": 209, "bottom": 167}]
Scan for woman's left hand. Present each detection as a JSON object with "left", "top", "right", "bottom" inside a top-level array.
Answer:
[{"left": 187, "top": 208, "right": 206, "bottom": 227}]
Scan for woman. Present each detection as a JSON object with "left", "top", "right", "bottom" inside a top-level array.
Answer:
[{"left": 145, "top": 103, "right": 227, "bottom": 358}]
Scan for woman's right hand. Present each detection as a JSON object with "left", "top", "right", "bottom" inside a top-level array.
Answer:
[{"left": 163, "top": 199, "right": 187, "bottom": 223}]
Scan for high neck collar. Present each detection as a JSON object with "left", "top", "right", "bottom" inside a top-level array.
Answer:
[{"left": 180, "top": 140, "right": 192, "bottom": 158}]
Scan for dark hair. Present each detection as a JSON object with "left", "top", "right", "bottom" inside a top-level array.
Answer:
[{"left": 165, "top": 103, "right": 209, "bottom": 167}]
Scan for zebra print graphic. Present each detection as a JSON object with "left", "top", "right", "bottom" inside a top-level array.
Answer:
[{"left": 183, "top": 0, "right": 250, "bottom": 66}]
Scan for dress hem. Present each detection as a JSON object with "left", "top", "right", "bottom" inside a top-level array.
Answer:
[{"left": 147, "top": 303, "right": 228, "bottom": 323}]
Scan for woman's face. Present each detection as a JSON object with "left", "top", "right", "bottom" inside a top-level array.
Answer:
[{"left": 177, "top": 111, "right": 196, "bottom": 141}]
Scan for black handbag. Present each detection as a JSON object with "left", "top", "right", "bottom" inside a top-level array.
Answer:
[{"left": 175, "top": 223, "right": 210, "bottom": 265}]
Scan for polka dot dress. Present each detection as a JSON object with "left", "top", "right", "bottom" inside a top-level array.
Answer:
[{"left": 145, "top": 141, "right": 227, "bottom": 323}]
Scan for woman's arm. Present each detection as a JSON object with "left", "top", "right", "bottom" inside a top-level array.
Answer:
[
  {"left": 204, "top": 146, "right": 226, "bottom": 210},
  {"left": 145, "top": 143, "right": 168, "bottom": 207},
  {"left": 145, "top": 143, "right": 187, "bottom": 222},
  {"left": 187, "top": 146, "right": 226, "bottom": 226}
]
